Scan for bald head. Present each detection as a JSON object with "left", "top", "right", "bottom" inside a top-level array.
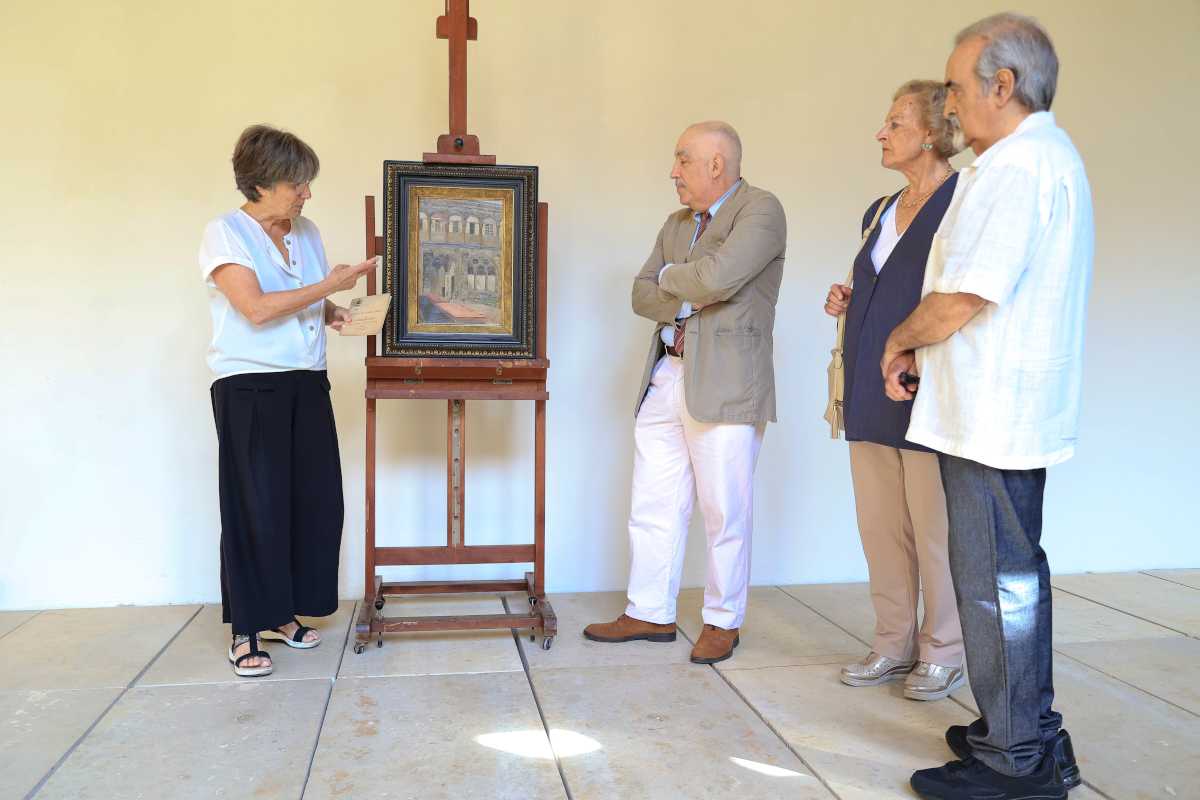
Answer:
[
  {"left": 671, "top": 120, "right": 743, "bottom": 212},
  {"left": 685, "top": 121, "right": 742, "bottom": 177}
]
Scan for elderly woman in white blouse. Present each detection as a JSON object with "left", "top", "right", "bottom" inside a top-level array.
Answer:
[{"left": 199, "top": 124, "right": 373, "bottom": 677}]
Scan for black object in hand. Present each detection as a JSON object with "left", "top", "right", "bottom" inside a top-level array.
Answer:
[{"left": 899, "top": 371, "right": 920, "bottom": 388}]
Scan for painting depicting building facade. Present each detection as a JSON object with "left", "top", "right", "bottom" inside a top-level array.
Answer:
[{"left": 414, "top": 195, "right": 506, "bottom": 328}]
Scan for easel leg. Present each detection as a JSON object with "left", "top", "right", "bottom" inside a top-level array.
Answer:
[
  {"left": 534, "top": 399, "right": 546, "bottom": 598},
  {"left": 447, "top": 399, "right": 466, "bottom": 551},
  {"left": 356, "top": 396, "right": 378, "bottom": 653},
  {"left": 531, "top": 398, "right": 555, "bottom": 648}
]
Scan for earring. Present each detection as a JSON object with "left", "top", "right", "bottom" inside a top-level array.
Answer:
[{"left": 921, "top": 143, "right": 933, "bottom": 151}]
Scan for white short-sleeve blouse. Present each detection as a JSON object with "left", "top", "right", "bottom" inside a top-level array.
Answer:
[{"left": 199, "top": 209, "right": 332, "bottom": 382}]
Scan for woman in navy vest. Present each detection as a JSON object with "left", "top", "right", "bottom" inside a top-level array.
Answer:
[{"left": 824, "top": 81, "right": 965, "bottom": 700}]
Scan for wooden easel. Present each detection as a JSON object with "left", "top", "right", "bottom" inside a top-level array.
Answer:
[{"left": 353, "top": 0, "right": 555, "bottom": 653}]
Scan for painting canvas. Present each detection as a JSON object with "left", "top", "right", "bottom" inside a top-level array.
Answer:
[
  {"left": 382, "top": 161, "right": 538, "bottom": 358},
  {"left": 411, "top": 189, "right": 510, "bottom": 333}
]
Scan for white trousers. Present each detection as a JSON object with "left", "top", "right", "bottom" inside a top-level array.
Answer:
[{"left": 625, "top": 355, "right": 765, "bottom": 629}]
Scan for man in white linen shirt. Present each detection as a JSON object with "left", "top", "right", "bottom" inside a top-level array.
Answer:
[{"left": 879, "top": 14, "right": 1093, "bottom": 800}]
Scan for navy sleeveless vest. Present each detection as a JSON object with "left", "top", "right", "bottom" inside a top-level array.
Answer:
[{"left": 842, "top": 174, "right": 958, "bottom": 450}]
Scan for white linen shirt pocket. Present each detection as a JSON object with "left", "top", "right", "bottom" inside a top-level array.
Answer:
[{"left": 932, "top": 162, "right": 1043, "bottom": 307}]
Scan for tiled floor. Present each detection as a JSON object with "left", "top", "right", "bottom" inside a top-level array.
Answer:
[{"left": 1, "top": 570, "right": 1197, "bottom": 799}]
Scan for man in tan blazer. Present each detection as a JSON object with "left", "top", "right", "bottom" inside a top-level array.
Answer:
[{"left": 584, "top": 121, "right": 787, "bottom": 664}]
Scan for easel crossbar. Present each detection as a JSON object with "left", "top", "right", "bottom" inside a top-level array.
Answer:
[
  {"left": 379, "top": 613, "right": 540, "bottom": 633},
  {"left": 378, "top": 579, "right": 530, "bottom": 596},
  {"left": 375, "top": 545, "right": 534, "bottom": 566}
]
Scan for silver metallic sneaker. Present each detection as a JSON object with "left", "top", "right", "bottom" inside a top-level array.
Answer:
[
  {"left": 840, "top": 652, "right": 916, "bottom": 687},
  {"left": 902, "top": 661, "right": 965, "bottom": 701}
]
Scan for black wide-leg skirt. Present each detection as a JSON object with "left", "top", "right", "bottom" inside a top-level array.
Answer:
[{"left": 211, "top": 369, "right": 344, "bottom": 635}]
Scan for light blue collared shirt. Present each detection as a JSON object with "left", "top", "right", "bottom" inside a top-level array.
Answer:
[{"left": 658, "top": 179, "right": 742, "bottom": 348}]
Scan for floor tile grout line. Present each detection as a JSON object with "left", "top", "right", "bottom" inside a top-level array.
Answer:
[
  {"left": 674, "top": 607, "right": 843, "bottom": 799},
  {"left": 719, "top": 660, "right": 860, "bottom": 673},
  {"left": 1076, "top": 776, "right": 1119, "bottom": 800},
  {"left": 23, "top": 689, "right": 128, "bottom": 800},
  {"left": 1051, "top": 584, "right": 1193, "bottom": 638},
  {"left": 331, "top": 601, "right": 358, "bottom": 681},
  {"left": 126, "top": 605, "right": 207, "bottom": 689},
  {"left": 337, "top": 668, "right": 526, "bottom": 685},
  {"left": 779, "top": 587, "right": 1156, "bottom": 797},
  {"left": 1053, "top": 647, "right": 1200, "bottom": 719},
  {"left": 707, "top": 660, "right": 844, "bottom": 799},
  {"left": 777, "top": 586, "right": 873, "bottom": 650},
  {"left": 775, "top": 588, "right": 1002, "bottom": 789},
  {"left": 8, "top": 587, "right": 1183, "bottom": 799},
  {"left": 502, "top": 595, "right": 574, "bottom": 800},
  {"left": 0, "top": 610, "right": 45, "bottom": 643},
  {"left": 24, "top": 604, "right": 204, "bottom": 800},
  {"left": 298, "top": 679, "right": 336, "bottom": 800},
  {"left": 768, "top": 587, "right": 898, "bottom": 798},
  {"left": 135, "top": 675, "right": 336, "bottom": 689},
  {"left": 946, "top": 694, "right": 980, "bottom": 719},
  {"left": 1139, "top": 570, "right": 1200, "bottom": 592},
  {"left": 788, "top": 576, "right": 1197, "bottom": 712}
]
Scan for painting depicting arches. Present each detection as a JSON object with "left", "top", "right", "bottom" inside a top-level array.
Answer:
[{"left": 412, "top": 194, "right": 506, "bottom": 329}]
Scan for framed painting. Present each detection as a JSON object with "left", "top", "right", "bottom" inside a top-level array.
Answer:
[{"left": 382, "top": 160, "right": 539, "bottom": 358}]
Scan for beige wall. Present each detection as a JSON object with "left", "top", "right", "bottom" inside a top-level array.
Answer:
[{"left": 2, "top": 0, "right": 1197, "bottom": 609}]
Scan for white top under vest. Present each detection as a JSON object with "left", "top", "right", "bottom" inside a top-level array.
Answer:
[
  {"left": 870, "top": 201, "right": 902, "bottom": 273},
  {"left": 907, "top": 112, "right": 1094, "bottom": 470},
  {"left": 199, "top": 209, "right": 331, "bottom": 382}
]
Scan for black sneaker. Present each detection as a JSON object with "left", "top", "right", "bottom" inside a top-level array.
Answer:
[
  {"left": 945, "top": 726, "right": 1081, "bottom": 790},
  {"left": 911, "top": 754, "right": 1066, "bottom": 799}
]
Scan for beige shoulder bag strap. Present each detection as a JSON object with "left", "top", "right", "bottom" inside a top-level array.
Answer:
[{"left": 823, "top": 193, "right": 896, "bottom": 438}]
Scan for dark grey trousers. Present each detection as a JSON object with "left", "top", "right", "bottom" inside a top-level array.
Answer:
[{"left": 939, "top": 453, "right": 1063, "bottom": 776}]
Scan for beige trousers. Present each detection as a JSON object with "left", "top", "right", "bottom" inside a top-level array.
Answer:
[{"left": 848, "top": 441, "right": 963, "bottom": 667}]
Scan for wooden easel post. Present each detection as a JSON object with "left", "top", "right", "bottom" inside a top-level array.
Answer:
[
  {"left": 424, "top": 0, "right": 495, "bottom": 165},
  {"left": 354, "top": 0, "right": 554, "bottom": 652},
  {"left": 363, "top": 197, "right": 379, "bottom": 611}
]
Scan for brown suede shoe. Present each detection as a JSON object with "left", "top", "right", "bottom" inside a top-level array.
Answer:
[
  {"left": 690, "top": 624, "right": 740, "bottom": 664},
  {"left": 583, "top": 614, "right": 677, "bottom": 643}
]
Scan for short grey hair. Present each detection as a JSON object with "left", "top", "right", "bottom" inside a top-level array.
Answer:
[
  {"left": 232, "top": 124, "right": 320, "bottom": 202},
  {"left": 955, "top": 13, "right": 1058, "bottom": 112},
  {"left": 689, "top": 120, "right": 742, "bottom": 177},
  {"left": 893, "top": 79, "right": 964, "bottom": 158}
]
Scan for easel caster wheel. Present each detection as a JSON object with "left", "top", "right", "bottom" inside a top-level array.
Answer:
[
  {"left": 353, "top": 642, "right": 366, "bottom": 655},
  {"left": 541, "top": 637, "right": 554, "bottom": 651},
  {"left": 374, "top": 597, "right": 385, "bottom": 611},
  {"left": 528, "top": 596, "right": 538, "bottom": 608},
  {"left": 377, "top": 636, "right": 384, "bottom": 648}
]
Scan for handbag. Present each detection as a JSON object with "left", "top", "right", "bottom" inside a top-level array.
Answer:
[{"left": 823, "top": 193, "right": 896, "bottom": 438}]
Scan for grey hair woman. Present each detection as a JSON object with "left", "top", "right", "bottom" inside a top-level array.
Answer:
[
  {"left": 199, "top": 124, "right": 374, "bottom": 677},
  {"left": 823, "top": 80, "right": 967, "bottom": 700}
]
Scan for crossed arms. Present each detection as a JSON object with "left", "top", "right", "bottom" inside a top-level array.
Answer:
[{"left": 631, "top": 194, "right": 787, "bottom": 322}]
